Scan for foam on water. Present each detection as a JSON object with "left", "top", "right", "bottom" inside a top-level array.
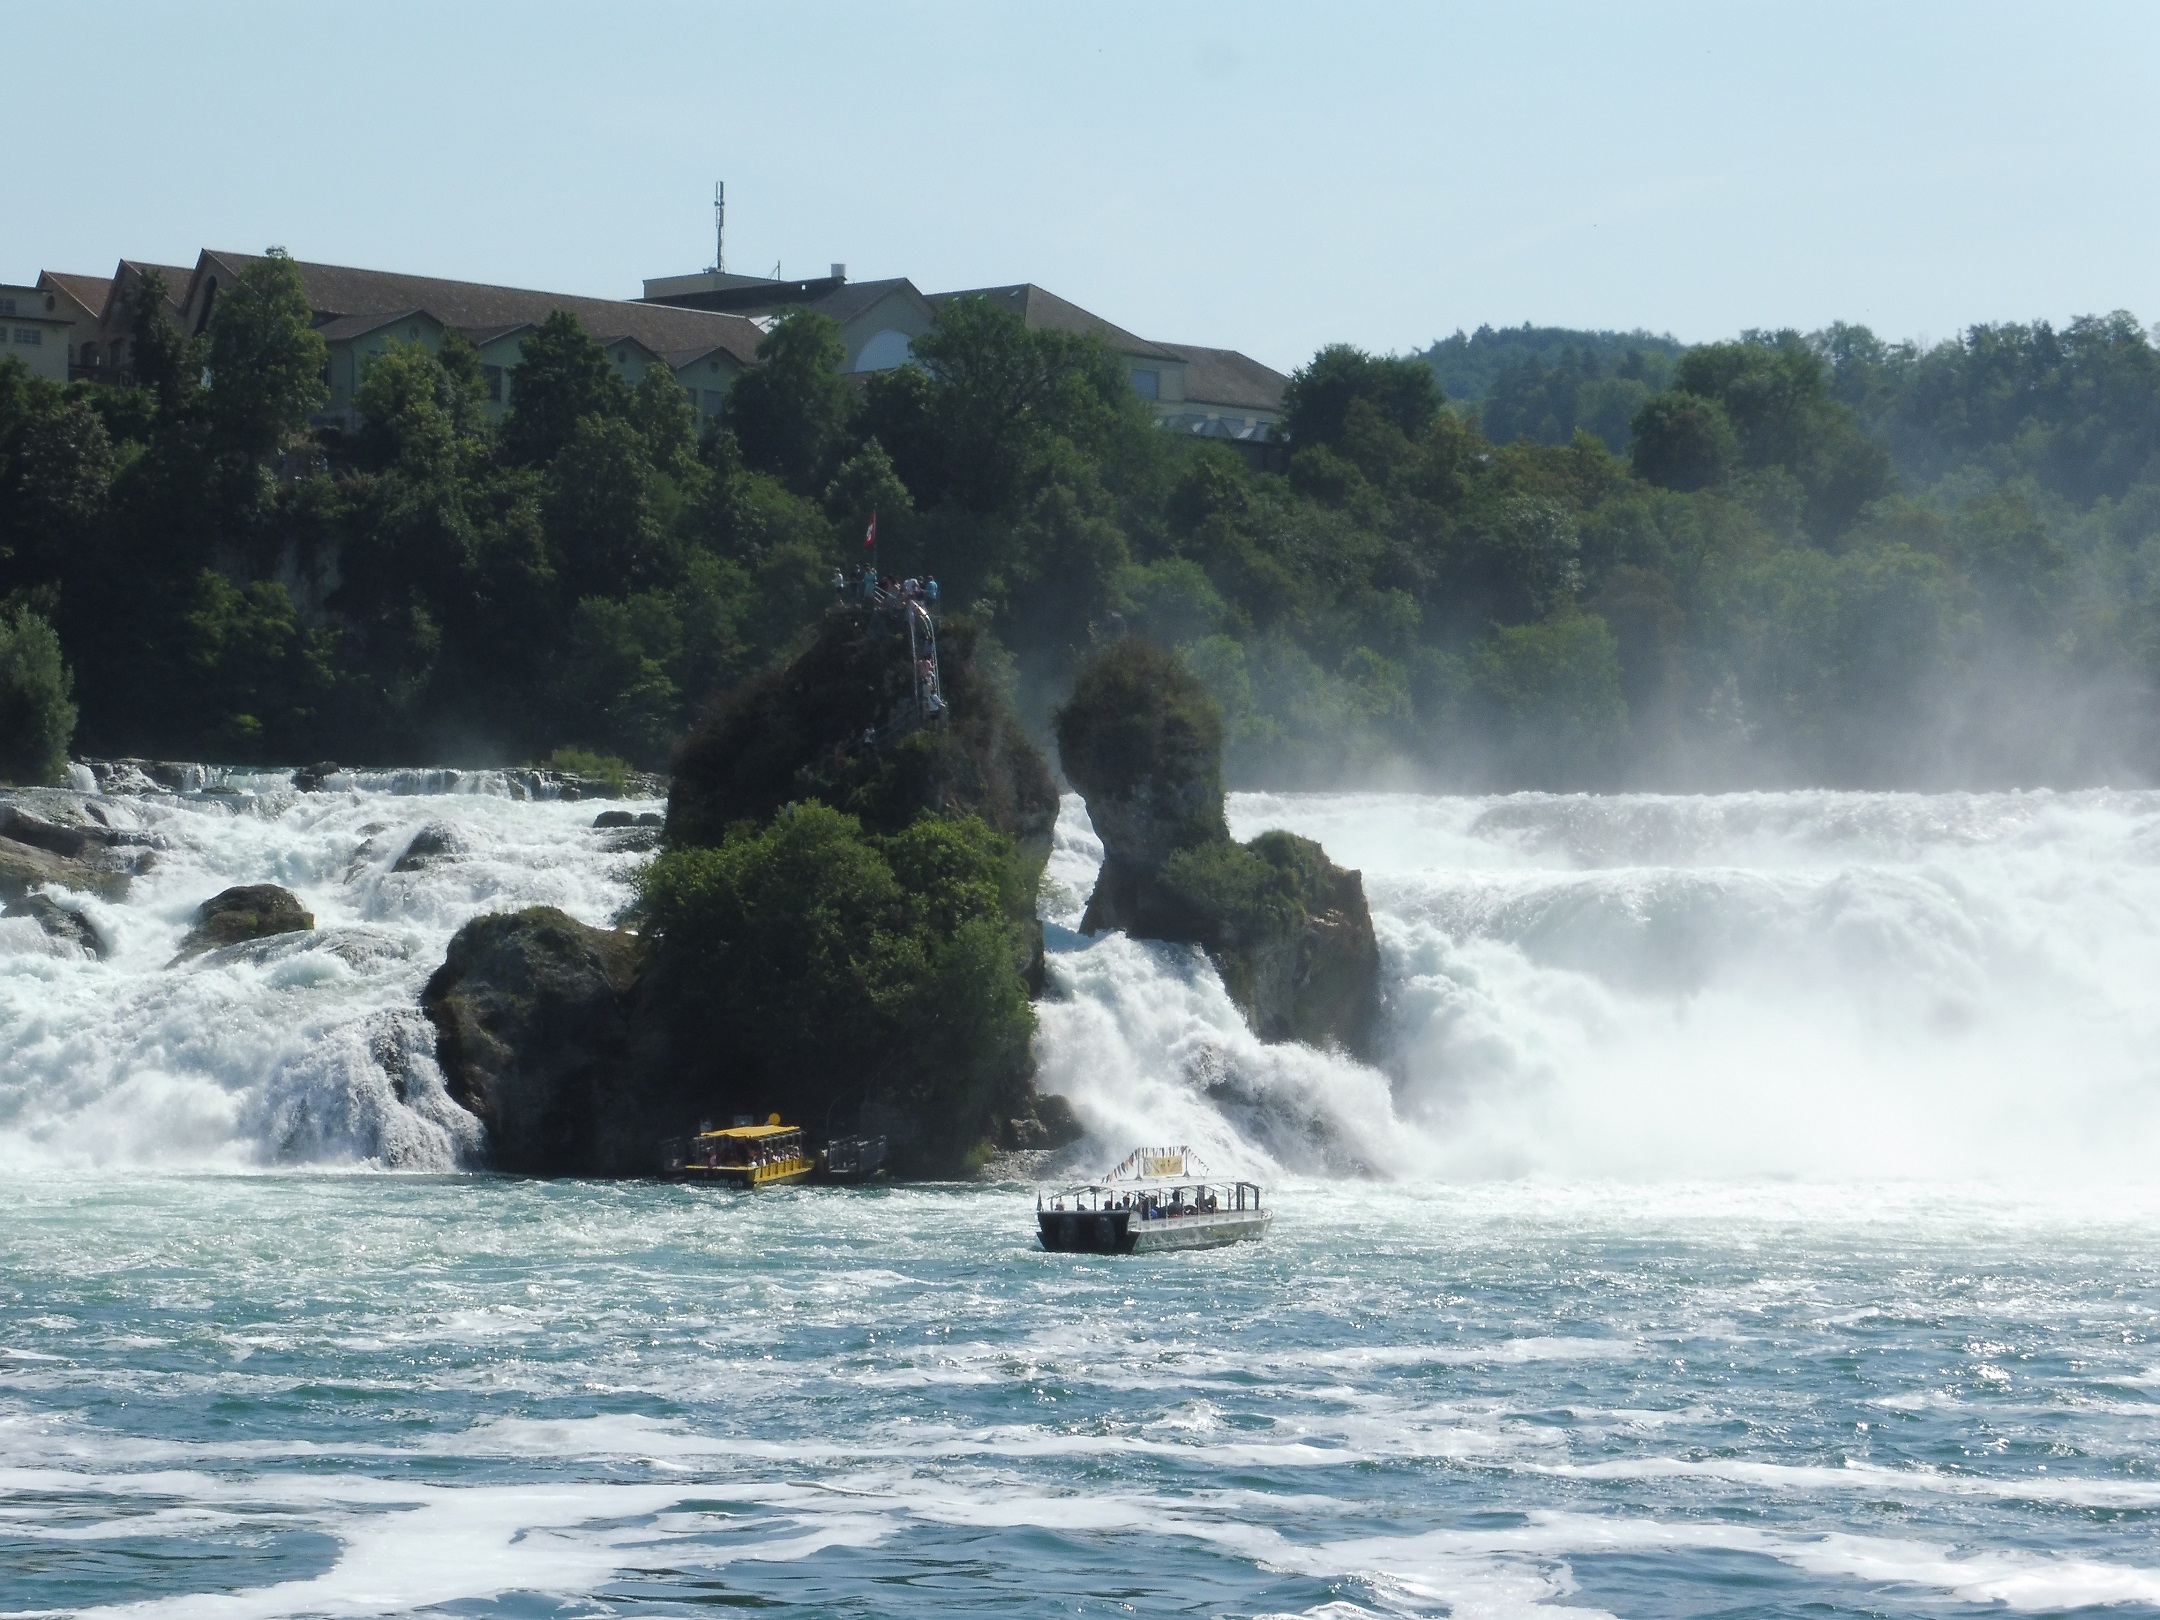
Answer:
[
  {"left": 5, "top": 1177, "right": 2160, "bottom": 1616},
  {"left": 10, "top": 776, "right": 2160, "bottom": 1184}
]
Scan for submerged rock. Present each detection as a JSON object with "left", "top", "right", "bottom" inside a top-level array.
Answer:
[
  {"left": 1056, "top": 639, "right": 1382, "bottom": 1059},
  {"left": 3, "top": 893, "right": 107, "bottom": 958},
  {"left": 171, "top": 884, "right": 314, "bottom": 964},
  {"left": 421, "top": 906, "right": 651, "bottom": 1176},
  {"left": 393, "top": 821, "right": 467, "bottom": 871}
]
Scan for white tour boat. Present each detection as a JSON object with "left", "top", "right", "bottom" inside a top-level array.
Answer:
[{"left": 1036, "top": 1147, "right": 1269, "bottom": 1254}]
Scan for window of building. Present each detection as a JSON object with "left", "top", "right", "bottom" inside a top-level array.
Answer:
[
  {"left": 854, "top": 329, "right": 914, "bottom": 371},
  {"left": 80, "top": 341, "right": 99, "bottom": 366},
  {"left": 484, "top": 365, "right": 503, "bottom": 403},
  {"left": 0, "top": 298, "right": 14, "bottom": 317},
  {"left": 14, "top": 328, "right": 42, "bottom": 346},
  {"left": 1131, "top": 368, "right": 1160, "bottom": 399},
  {"left": 702, "top": 389, "right": 726, "bottom": 415}
]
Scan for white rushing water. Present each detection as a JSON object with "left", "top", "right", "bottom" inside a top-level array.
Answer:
[
  {"left": 6, "top": 777, "right": 2160, "bottom": 1184},
  {"left": 0, "top": 771, "right": 659, "bottom": 1174},
  {"left": 1034, "top": 788, "right": 2160, "bottom": 1186}
]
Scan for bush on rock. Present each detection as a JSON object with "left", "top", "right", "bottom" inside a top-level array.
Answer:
[{"left": 637, "top": 802, "right": 1037, "bottom": 1174}]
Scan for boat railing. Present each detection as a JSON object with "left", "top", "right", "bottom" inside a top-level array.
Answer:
[{"left": 1039, "top": 1178, "right": 1261, "bottom": 1217}]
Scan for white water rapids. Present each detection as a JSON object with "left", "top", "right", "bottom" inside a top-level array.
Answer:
[{"left": 5, "top": 775, "right": 2160, "bottom": 1184}]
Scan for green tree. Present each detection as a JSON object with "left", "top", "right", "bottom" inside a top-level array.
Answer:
[
  {"left": 1469, "top": 612, "right": 1629, "bottom": 780},
  {"left": 206, "top": 248, "right": 328, "bottom": 461},
  {"left": 0, "top": 361, "right": 112, "bottom": 595},
  {"left": 1282, "top": 344, "right": 1443, "bottom": 450},
  {"left": 502, "top": 312, "right": 629, "bottom": 466},
  {"left": 1054, "top": 637, "right": 1227, "bottom": 845},
  {"left": 895, "top": 295, "right": 1142, "bottom": 513},
  {"left": 725, "top": 310, "right": 856, "bottom": 494},
  {"left": 126, "top": 268, "right": 203, "bottom": 418},
  {"left": 355, "top": 343, "right": 459, "bottom": 479},
  {"left": 1630, "top": 392, "right": 1738, "bottom": 491},
  {"left": 545, "top": 414, "right": 665, "bottom": 597},
  {"left": 638, "top": 804, "right": 1035, "bottom": 1171},
  {"left": 0, "top": 605, "right": 77, "bottom": 784}
]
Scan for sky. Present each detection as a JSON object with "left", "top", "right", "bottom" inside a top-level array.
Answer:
[{"left": 10, "top": 1, "right": 2158, "bottom": 373}]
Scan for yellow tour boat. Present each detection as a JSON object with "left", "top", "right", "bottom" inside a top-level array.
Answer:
[{"left": 675, "top": 1116, "right": 813, "bottom": 1189}]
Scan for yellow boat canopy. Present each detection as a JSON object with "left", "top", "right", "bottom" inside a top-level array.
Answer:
[{"left": 693, "top": 1119, "right": 799, "bottom": 1143}]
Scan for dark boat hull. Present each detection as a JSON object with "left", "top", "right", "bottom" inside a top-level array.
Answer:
[{"left": 1037, "top": 1207, "right": 1270, "bottom": 1254}]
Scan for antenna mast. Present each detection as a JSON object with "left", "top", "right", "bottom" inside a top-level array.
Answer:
[{"left": 711, "top": 180, "right": 726, "bottom": 275}]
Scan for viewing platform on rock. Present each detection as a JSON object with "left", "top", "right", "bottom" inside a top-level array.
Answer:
[{"left": 834, "top": 570, "right": 948, "bottom": 753}]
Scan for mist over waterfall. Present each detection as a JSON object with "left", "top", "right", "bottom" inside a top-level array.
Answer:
[
  {"left": 1036, "top": 789, "right": 2160, "bottom": 1183},
  {"left": 5, "top": 774, "right": 2159, "bottom": 1183}
]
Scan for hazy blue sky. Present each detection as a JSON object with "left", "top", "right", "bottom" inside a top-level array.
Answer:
[{"left": 11, "top": 1, "right": 2156, "bottom": 371}]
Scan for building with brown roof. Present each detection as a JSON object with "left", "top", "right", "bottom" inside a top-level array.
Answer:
[
  {"left": 33, "top": 250, "right": 767, "bottom": 429},
  {"left": 641, "top": 265, "right": 1288, "bottom": 449},
  {"left": 171, "top": 251, "right": 767, "bottom": 430},
  {"left": 928, "top": 283, "right": 1288, "bottom": 451}
]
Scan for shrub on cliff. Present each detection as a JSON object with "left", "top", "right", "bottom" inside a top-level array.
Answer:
[
  {"left": 0, "top": 606, "right": 77, "bottom": 785},
  {"left": 637, "top": 802, "right": 1035, "bottom": 1172}
]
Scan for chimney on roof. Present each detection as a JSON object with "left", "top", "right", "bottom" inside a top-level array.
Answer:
[{"left": 830, "top": 263, "right": 846, "bottom": 282}]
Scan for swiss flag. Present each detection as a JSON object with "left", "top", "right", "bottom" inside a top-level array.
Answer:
[{"left": 864, "top": 511, "right": 877, "bottom": 550}]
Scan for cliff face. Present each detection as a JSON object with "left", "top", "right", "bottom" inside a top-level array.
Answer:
[{"left": 1056, "top": 640, "right": 1382, "bottom": 1060}]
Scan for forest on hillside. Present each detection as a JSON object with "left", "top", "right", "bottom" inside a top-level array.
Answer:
[{"left": 4, "top": 248, "right": 2160, "bottom": 790}]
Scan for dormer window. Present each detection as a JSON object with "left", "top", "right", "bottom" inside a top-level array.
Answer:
[{"left": 1131, "top": 368, "right": 1160, "bottom": 400}]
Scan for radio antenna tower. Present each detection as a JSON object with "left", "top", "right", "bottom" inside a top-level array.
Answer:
[{"left": 709, "top": 180, "right": 726, "bottom": 275}]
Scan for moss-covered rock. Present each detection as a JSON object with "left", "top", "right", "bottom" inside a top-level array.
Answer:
[
  {"left": 171, "top": 884, "right": 312, "bottom": 965},
  {"left": 636, "top": 804, "right": 1038, "bottom": 1177},
  {"left": 1158, "top": 831, "right": 1381, "bottom": 1054},
  {"left": 1057, "top": 639, "right": 1381, "bottom": 1058},
  {"left": 669, "top": 605, "right": 1058, "bottom": 993}
]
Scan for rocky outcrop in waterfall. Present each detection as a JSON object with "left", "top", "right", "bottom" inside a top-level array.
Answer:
[
  {"left": 668, "top": 607, "right": 1059, "bottom": 895},
  {"left": 0, "top": 793, "right": 155, "bottom": 905},
  {"left": 172, "top": 885, "right": 314, "bottom": 964},
  {"left": 419, "top": 607, "right": 1073, "bottom": 1178},
  {"left": 1056, "top": 639, "right": 1381, "bottom": 1059},
  {"left": 420, "top": 906, "right": 659, "bottom": 1177}
]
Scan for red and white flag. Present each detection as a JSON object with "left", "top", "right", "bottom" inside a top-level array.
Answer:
[{"left": 863, "top": 511, "right": 878, "bottom": 550}]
